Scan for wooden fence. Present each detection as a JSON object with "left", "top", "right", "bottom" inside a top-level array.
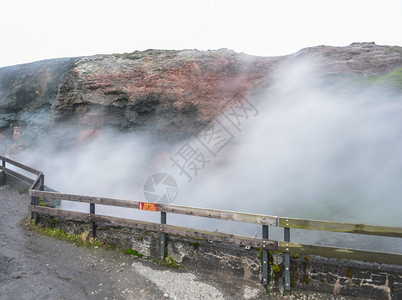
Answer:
[{"left": 1, "top": 155, "right": 402, "bottom": 291}]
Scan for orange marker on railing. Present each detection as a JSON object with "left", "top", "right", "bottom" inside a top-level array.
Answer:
[{"left": 139, "top": 202, "right": 159, "bottom": 212}]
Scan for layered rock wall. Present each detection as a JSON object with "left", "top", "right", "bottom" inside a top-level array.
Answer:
[
  {"left": 51, "top": 49, "right": 279, "bottom": 139},
  {"left": 1, "top": 43, "right": 401, "bottom": 151}
]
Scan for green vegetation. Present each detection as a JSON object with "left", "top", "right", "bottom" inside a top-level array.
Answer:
[
  {"left": 38, "top": 197, "right": 52, "bottom": 207},
  {"left": 17, "top": 186, "right": 28, "bottom": 194},
  {"left": 125, "top": 248, "right": 143, "bottom": 258},
  {"left": 303, "top": 275, "right": 311, "bottom": 285},
  {"left": 258, "top": 250, "right": 286, "bottom": 282},
  {"left": 49, "top": 216, "right": 58, "bottom": 225},
  {"left": 368, "top": 68, "right": 402, "bottom": 89},
  {"left": 188, "top": 241, "right": 200, "bottom": 250},
  {"left": 26, "top": 218, "right": 182, "bottom": 270},
  {"left": 271, "top": 264, "right": 282, "bottom": 273},
  {"left": 159, "top": 255, "right": 179, "bottom": 268},
  {"left": 106, "top": 243, "right": 116, "bottom": 250},
  {"left": 25, "top": 218, "right": 103, "bottom": 247},
  {"left": 272, "top": 263, "right": 284, "bottom": 281},
  {"left": 302, "top": 260, "right": 310, "bottom": 285},
  {"left": 355, "top": 280, "right": 361, "bottom": 286},
  {"left": 290, "top": 271, "right": 299, "bottom": 287}
]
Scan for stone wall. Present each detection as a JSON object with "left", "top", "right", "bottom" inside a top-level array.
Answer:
[
  {"left": 37, "top": 215, "right": 402, "bottom": 299},
  {"left": 286, "top": 255, "right": 401, "bottom": 299}
]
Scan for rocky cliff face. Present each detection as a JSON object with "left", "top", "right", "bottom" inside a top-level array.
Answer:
[
  {"left": 0, "top": 58, "right": 78, "bottom": 149},
  {"left": 1, "top": 43, "right": 401, "bottom": 152},
  {"left": 51, "top": 49, "right": 279, "bottom": 139}
]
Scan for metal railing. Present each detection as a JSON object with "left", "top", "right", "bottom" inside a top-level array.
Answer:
[{"left": 1, "top": 155, "right": 402, "bottom": 290}]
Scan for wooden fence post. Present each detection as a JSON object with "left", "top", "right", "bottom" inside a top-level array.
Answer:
[
  {"left": 262, "top": 224, "right": 269, "bottom": 286},
  {"left": 90, "top": 202, "right": 96, "bottom": 237},
  {"left": 31, "top": 173, "right": 44, "bottom": 223},
  {"left": 284, "top": 226, "right": 291, "bottom": 291},
  {"left": 39, "top": 174, "right": 44, "bottom": 191},
  {"left": 31, "top": 195, "right": 39, "bottom": 223},
  {"left": 160, "top": 212, "right": 167, "bottom": 260},
  {"left": 1, "top": 160, "right": 5, "bottom": 186}
]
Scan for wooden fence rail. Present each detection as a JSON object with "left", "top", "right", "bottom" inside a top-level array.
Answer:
[
  {"left": 279, "top": 217, "right": 402, "bottom": 237},
  {"left": 2, "top": 155, "right": 402, "bottom": 291},
  {"left": 29, "top": 190, "right": 279, "bottom": 226}
]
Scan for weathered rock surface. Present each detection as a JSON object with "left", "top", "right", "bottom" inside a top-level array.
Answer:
[
  {"left": 0, "top": 43, "right": 401, "bottom": 151},
  {"left": 0, "top": 57, "right": 79, "bottom": 151},
  {"left": 51, "top": 49, "right": 279, "bottom": 139},
  {"left": 289, "top": 42, "right": 402, "bottom": 78}
]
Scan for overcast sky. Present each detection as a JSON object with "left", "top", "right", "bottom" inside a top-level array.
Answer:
[{"left": 0, "top": 0, "right": 401, "bottom": 68}]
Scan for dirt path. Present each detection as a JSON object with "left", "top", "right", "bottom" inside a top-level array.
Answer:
[{"left": 0, "top": 177, "right": 268, "bottom": 300}]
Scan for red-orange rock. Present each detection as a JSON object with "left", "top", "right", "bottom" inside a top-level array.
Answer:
[{"left": 52, "top": 49, "right": 280, "bottom": 139}]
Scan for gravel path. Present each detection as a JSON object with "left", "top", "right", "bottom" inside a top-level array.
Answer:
[{"left": 0, "top": 176, "right": 357, "bottom": 300}]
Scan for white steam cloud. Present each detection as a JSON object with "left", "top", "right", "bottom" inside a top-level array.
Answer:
[
  {"left": 178, "top": 60, "right": 402, "bottom": 223},
  {"left": 10, "top": 58, "right": 402, "bottom": 252}
]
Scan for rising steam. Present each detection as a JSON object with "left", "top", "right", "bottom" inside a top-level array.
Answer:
[{"left": 10, "top": 57, "right": 402, "bottom": 252}]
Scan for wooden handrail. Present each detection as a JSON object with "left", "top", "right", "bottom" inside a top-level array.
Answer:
[
  {"left": 0, "top": 155, "right": 41, "bottom": 176},
  {"left": 2, "top": 155, "right": 402, "bottom": 269},
  {"left": 0, "top": 166, "right": 36, "bottom": 184},
  {"left": 29, "top": 189, "right": 402, "bottom": 238},
  {"left": 278, "top": 241, "right": 402, "bottom": 265},
  {"left": 279, "top": 217, "right": 402, "bottom": 238},
  {"left": 29, "top": 190, "right": 279, "bottom": 226},
  {"left": 2, "top": 154, "right": 399, "bottom": 239}
]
